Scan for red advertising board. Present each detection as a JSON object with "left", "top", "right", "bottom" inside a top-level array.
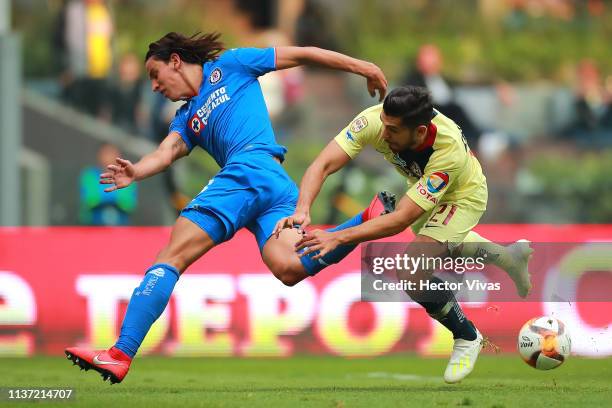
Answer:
[{"left": 1, "top": 226, "right": 611, "bottom": 357}]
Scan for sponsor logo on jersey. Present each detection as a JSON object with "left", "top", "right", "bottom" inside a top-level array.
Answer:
[
  {"left": 345, "top": 130, "right": 355, "bottom": 142},
  {"left": 426, "top": 171, "right": 449, "bottom": 193},
  {"left": 350, "top": 116, "right": 368, "bottom": 132},
  {"left": 209, "top": 68, "right": 223, "bottom": 85},
  {"left": 192, "top": 86, "right": 231, "bottom": 130},
  {"left": 416, "top": 182, "right": 438, "bottom": 204},
  {"left": 190, "top": 115, "right": 203, "bottom": 134}
]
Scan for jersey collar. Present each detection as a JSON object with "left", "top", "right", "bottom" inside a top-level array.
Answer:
[{"left": 413, "top": 123, "right": 437, "bottom": 152}]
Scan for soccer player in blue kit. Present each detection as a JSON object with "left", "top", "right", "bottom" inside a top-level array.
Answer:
[{"left": 65, "top": 32, "right": 389, "bottom": 383}]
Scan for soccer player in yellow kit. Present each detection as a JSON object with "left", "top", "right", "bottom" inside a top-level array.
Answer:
[{"left": 274, "top": 86, "right": 532, "bottom": 383}]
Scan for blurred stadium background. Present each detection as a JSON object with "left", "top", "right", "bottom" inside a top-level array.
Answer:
[
  {"left": 1, "top": 0, "right": 612, "bottom": 403},
  {"left": 4, "top": 0, "right": 612, "bottom": 227}
]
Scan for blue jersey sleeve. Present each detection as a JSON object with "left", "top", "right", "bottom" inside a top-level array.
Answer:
[
  {"left": 168, "top": 104, "right": 195, "bottom": 152},
  {"left": 229, "top": 47, "right": 276, "bottom": 77}
]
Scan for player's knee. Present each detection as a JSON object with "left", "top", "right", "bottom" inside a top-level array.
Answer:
[
  {"left": 279, "top": 274, "right": 300, "bottom": 287},
  {"left": 279, "top": 269, "right": 302, "bottom": 287},
  {"left": 272, "top": 264, "right": 305, "bottom": 287}
]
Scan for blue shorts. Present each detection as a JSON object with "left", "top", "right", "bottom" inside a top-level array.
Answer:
[{"left": 180, "top": 152, "right": 298, "bottom": 252}]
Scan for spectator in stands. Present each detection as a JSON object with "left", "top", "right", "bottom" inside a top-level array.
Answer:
[
  {"left": 109, "top": 53, "right": 144, "bottom": 134},
  {"left": 562, "top": 59, "right": 612, "bottom": 143},
  {"left": 402, "top": 44, "right": 482, "bottom": 149},
  {"left": 79, "top": 143, "right": 137, "bottom": 225},
  {"left": 59, "top": 0, "right": 114, "bottom": 118}
]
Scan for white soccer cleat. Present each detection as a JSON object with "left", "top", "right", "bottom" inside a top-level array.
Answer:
[
  {"left": 503, "top": 239, "right": 534, "bottom": 298},
  {"left": 444, "top": 329, "right": 483, "bottom": 384}
]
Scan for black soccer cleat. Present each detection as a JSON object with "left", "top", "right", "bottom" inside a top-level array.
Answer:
[{"left": 362, "top": 191, "right": 396, "bottom": 222}]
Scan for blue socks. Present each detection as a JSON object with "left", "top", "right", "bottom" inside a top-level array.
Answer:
[
  {"left": 299, "top": 213, "right": 363, "bottom": 276},
  {"left": 114, "top": 264, "right": 179, "bottom": 358},
  {"left": 326, "top": 213, "right": 364, "bottom": 233}
]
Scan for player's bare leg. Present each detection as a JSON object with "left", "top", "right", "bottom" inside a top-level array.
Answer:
[
  {"left": 401, "top": 234, "right": 483, "bottom": 383},
  {"left": 154, "top": 216, "right": 216, "bottom": 272},
  {"left": 65, "top": 216, "right": 216, "bottom": 383},
  {"left": 263, "top": 227, "right": 310, "bottom": 286},
  {"left": 264, "top": 191, "right": 397, "bottom": 286}
]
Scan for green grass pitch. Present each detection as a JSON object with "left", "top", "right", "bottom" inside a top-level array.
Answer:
[{"left": 1, "top": 355, "right": 611, "bottom": 407}]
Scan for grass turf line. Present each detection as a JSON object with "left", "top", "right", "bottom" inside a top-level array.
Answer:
[{"left": 1, "top": 355, "right": 611, "bottom": 407}]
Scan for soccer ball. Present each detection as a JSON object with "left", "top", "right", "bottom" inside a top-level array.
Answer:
[{"left": 517, "top": 316, "right": 571, "bottom": 370}]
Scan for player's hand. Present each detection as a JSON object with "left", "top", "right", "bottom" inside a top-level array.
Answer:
[
  {"left": 295, "top": 229, "right": 341, "bottom": 260},
  {"left": 99, "top": 157, "right": 136, "bottom": 192},
  {"left": 273, "top": 209, "right": 311, "bottom": 238},
  {"left": 362, "top": 62, "right": 388, "bottom": 101}
]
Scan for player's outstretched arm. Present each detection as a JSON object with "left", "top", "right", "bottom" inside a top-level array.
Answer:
[
  {"left": 273, "top": 140, "right": 351, "bottom": 237},
  {"left": 296, "top": 196, "right": 424, "bottom": 259},
  {"left": 275, "top": 46, "right": 388, "bottom": 101},
  {"left": 99, "top": 132, "right": 188, "bottom": 192}
]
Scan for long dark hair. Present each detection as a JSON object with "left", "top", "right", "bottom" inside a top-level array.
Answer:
[{"left": 145, "top": 32, "right": 225, "bottom": 65}]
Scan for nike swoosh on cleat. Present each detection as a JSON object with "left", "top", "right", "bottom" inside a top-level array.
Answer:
[{"left": 93, "top": 354, "right": 120, "bottom": 366}]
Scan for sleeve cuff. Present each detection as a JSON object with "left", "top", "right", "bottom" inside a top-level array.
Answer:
[
  {"left": 170, "top": 128, "right": 194, "bottom": 152},
  {"left": 333, "top": 134, "right": 359, "bottom": 158},
  {"left": 406, "top": 188, "right": 436, "bottom": 212}
]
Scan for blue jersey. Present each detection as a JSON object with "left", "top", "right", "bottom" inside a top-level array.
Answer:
[{"left": 169, "top": 47, "right": 286, "bottom": 167}]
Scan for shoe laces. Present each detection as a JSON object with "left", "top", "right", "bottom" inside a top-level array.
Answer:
[{"left": 481, "top": 336, "right": 501, "bottom": 354}]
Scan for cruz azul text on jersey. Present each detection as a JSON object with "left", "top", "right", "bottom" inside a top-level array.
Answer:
[{"left": 195, "top": 86, "right": 231, "bottom": 129}]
